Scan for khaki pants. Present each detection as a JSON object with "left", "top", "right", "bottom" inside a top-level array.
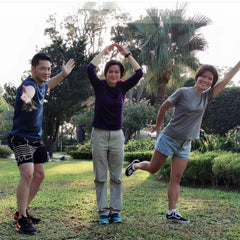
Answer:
[{"left": 91, "top": 128, "right": 125, "bottom": 216}]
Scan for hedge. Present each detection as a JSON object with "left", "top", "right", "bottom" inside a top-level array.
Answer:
[
  {"left": 212, "top": 152, "right": 240, "bottom": 187},
  {"left": 155, "top": 151, "right": 240, "bottom": 189},
  {"left": 124, "top": 151, "right": 153, "bottom": 162},
  {"left": 0, "top": 146, "right": 12, "bottom": 158},
  {"left": 70, "top": 151, "right": 92, "bottom": 160},
  {"left": 69, "top": 139, "right": 240, "bottom": 189}
]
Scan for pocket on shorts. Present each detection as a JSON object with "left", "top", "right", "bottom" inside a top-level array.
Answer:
[{"left": 8, "top": 135, "right": 27, "bottom": 149}]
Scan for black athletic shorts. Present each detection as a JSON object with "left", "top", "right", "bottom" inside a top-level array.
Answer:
[{"left": 8, "top": 135, "right": 48, "bottom": 166}]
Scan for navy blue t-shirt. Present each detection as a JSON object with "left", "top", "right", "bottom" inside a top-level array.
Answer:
[{"left": 9, "top": 77, "right": 48, "bottom": 139}]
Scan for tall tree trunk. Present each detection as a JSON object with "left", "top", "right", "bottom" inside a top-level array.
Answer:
[
  {"left": 77, "top": 125, "right": 85, "bottom": 144},
  {"left": 155, "top": 80, "right": 167, "bottom": 112},
  {"left": 155, "top": 70, "right": 172, "bottom": 111},
  {"left": 136, "top": 80, "right": 147, "bottom": 104},
  {"left": 126, "top": 88, "right": 134, "bottom": 103},
  {"left": 42, "top": 114, "right": 60, "bottom": 157}
]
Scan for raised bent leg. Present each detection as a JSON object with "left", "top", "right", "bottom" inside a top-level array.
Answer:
[{"left": 134, "top": 150, "right": 168, "bottom": 174}]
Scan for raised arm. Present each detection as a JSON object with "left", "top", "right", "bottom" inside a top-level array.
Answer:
[
  {"left": 113, "top": 43, "right": 141, "bottom": 71},
  {"left": 213, "top": 61, "right": 240, "bottom": 97},
  {"left": 91, "top": 44, "right": 115, "bottom": 67},
  {"left": 48, "top": 58, "right": 75, "bottom": 89}
]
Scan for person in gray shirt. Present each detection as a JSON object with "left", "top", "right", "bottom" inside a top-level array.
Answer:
[{"left": 125, "top": 61, "right": 240, "bottom": 224}]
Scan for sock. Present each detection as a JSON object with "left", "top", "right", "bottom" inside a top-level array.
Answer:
[
  {"left": 168, "top": 209, "right": 177, "bottom": 215},
  {"left": 132, "top": 164, "right": 136, "bottom": 170}
]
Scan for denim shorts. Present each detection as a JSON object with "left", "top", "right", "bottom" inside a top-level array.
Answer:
[{"left": 155, "top": 132, "right": 191, "bottom": 159}]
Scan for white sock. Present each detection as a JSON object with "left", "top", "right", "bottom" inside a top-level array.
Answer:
[
  {"left": 132, "top": 164, "right": 136, "bottom": 170},
  {"left": 168, "top": 209, "right": 177, "bottom": 215}
]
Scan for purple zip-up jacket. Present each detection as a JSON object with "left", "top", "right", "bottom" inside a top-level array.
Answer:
[{"left": 87, "top": 63, "right": 143, "bottom": 130}]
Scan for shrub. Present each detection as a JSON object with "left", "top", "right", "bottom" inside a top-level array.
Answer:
[
  {"left": 155, "top": 151, "right": 218, "bottom": 186},
  {"left": 183, "top": 151, "right": 217, "bottom": 186},
  {"left": 154, "top": 157, "right": 171, "bottom": 181},
  {"left": 203, "top": 87, "right": 240, "bottom": 135},
  {"left": 70, "top": 151, "right": 92, "bottom": 160},
  {"left": 65, "top": 145, "right": 78, "bottom": 154},
  {"left": 124, "top": 151, "right": 153, "bottom": 163},
  {"left": 0, "top": 146, "right": 12, "bottom": 158},
  {"left": 69, "top": 140, "right": 92, "bottom": 159},
  {"left": 212, "top": 152, "right": 240, "bottom": 188},
  {"left": 77, "top": 140, "right": 91, "bottom": 152},
  {"left": 224, "top": 125, "right": 240, "bottom": 152},
  {"left": 191, "top": 129, "right": 215, "bottom": 153},
  {"left": 124, "top": 139, "right": 155, "bottom": 152},
  {"left": 122, "top": 99, "right": 156, "bottom": 139},
  {"left": 214, "top": 136, "right": 232, "bottom": 151}
]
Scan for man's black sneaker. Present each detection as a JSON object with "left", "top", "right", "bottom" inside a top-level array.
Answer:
[
  {"left": 125, "top": 159, "right": 140, "bottom": 176},
  {"left": 16, "top": 216, "right": 37, "bottom": 234},
  {"left": 166, "top": 211, "right": 190, "bottom": 224},
  {"left": 26, "top": 209, "right": 41, "bottom": 224},
  {"left": 14, "top": 210, "right": 41, "bottom": 224}
]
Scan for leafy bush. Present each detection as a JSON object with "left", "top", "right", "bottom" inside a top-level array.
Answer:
[
  {"left": 203, "top": 87, "right": 240, "bottom": 135},
  {"left": 122, "top": 99, "right": 156, "bottom": 139},
  {"left": 0, "top": 146, "right": 12, "bottom": 158},
  {"left": 72, "top": 97, "right": 95, "bottom": 139},
  {"left": 213, "top": 136, "right": 232, "bottom": 151},
  {"left": 124, "top": 151, "right": 153, "bottom": 163},
  {"left": 224, "top": 125, "right": 240, "bottom": 152},
  {"left": 77, "top": 140, "right": 91, "bottom": 152},
  {"left": 154, "top": 157, "right": 171, "bottom": 181},
  {"left": 212, "top": 152, "right": 240, "bottom": 188},
  {"left": 156, "top": 151, "right": 218, "bottom": 186},
  {"left": 70, "top": 151, "right": 92, "bottom": 160},
  {"left": 124, "top": 139, "right": 155, "bottom": 152},
  {"left": 65, "top": 145, "right": 78, "bottom": 154},
  {"left": 191, "top": 130, "right": 215, "bottom": 153},
  {"left": 69, "top": 140, "right": 92, "bottom": 159},
  {"left": 183, "top": 151, "right": 217, "bottom": 186}
]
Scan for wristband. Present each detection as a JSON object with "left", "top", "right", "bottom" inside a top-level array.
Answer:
[
  {"left": 60, "top": 71, "right": 67, "bottom": 78},
  {"left": 125, "top": 53, "right": 131, "bottom": 58}
]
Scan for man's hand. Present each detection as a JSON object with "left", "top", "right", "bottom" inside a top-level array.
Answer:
[
  {"left": 20, "top": 85, "right": 34, "bottom": 104},
  {"left": 62, "top": 58, "right": 75, "bottom": 77}
]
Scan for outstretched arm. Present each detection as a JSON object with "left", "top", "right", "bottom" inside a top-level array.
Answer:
[
  {"left": 48, "top": 58, "right": 75, "bottom": 89},
  {"left": 213, "top": 61, "right": 240, "bottom": 97},
  {"left": 113, "top": 43, "right": 141, "bottom": 71}
]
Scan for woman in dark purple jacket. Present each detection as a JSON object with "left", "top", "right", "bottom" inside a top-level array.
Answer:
[{"left": 87, "top": 43, "right": 143, "bottom": 224}]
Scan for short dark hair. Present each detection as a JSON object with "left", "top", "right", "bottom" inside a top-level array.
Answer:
[
  {"left": 31, "top": 53, "right": 51, "bottom": 67},
  {"left": 195, "top": 64, "right": 218, "bottom": 88},
  {"left": 104, "top": 60, "right": 124, "bottom": 78}
]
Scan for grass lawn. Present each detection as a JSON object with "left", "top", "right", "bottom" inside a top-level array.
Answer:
[{"left": 0, "top": 157, "right": 240, "bottom": 240}]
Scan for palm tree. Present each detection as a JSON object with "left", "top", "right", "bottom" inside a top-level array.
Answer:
[{"left": 127, "top": 3, "right": 211, "bottom": 110}]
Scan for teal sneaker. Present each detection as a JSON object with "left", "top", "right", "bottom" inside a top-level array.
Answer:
[
  {"left": 99, "top": 215, "right": 109, "bottom": 224},
  {"left": 110, "top": 213, "right": 122, "bottom": 223}
]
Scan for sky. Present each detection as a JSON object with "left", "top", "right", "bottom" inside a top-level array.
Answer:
[{"left": 1, "top": 0, "right": 240, "bottom": 88}]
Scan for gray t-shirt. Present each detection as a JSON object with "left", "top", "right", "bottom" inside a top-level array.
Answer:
[{"left": 162, "top": 87, "right": 214, "bottom": 140}]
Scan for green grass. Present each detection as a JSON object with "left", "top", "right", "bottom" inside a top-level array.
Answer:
[{"left": 0, "top": 158, "right": 240, "bottom": 240}]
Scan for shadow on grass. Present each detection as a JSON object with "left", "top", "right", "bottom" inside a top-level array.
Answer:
[{"left": 1, "top": 159, "right": 240, "bottom": 239}]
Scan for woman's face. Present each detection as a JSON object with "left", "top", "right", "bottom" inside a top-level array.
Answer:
[
  {"left": 106, "top": 65, "right": 121, "bottom": 87},
  {"left": 196, "top": 71, "right": 214, "bottom": 90}
]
